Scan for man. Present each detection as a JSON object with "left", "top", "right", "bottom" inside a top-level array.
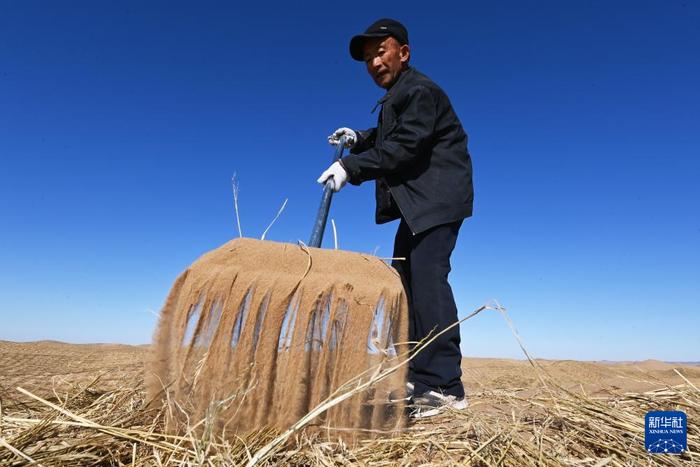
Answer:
[{"left": 317, "top": 18, "right": 474, "bottom": 418}]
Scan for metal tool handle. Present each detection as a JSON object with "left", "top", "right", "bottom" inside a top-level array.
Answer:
[{"left": 308, "top": 136, "right": 347, "bottom": 247}]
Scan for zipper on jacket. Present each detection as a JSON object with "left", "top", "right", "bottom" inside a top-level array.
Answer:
[
  {"left": 372, "top": 93, "right": 391, "bottom": 114},
  {"left": 375, "top": 82, "right": 414, "bottom": 235}
]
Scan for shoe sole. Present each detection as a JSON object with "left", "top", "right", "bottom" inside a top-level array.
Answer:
[
  {"left": 389, "top": 381, "right": 416, "bottom": 403},
  {"left": 409, "top": 397, "right": 468, "bottom": 419}
]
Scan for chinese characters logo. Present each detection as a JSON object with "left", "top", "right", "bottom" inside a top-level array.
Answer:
[{"left": 645, "top": 411, "right": 687, "bottom": 454}]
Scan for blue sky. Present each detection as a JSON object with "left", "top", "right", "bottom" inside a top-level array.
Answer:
[{"left": 1, "top": 1, "right": 698, "bottom": 361}]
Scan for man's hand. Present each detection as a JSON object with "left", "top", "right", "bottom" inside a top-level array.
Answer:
[
  {"left": 327, "top": 127, "right": 357, "bottom": 148},
  {"left": 317, "top": 161, "right": 348, "bottom": 192}
]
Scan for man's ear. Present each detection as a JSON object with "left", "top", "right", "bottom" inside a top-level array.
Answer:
[{"left": 400, "top": 44, "right": 411, "bottom": 64}]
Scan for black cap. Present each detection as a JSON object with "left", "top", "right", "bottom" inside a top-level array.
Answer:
[{"left": 349, "top": 18, "right": 409, "bottom": 61}]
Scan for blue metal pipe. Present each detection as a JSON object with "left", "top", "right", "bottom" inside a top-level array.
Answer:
[{"left": 308, "top": 136, "right": 347, "bottom": 248}]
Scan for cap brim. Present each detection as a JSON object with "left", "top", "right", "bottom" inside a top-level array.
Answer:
[{"left": 349, "top": 32, "right": 391, "bottom": 61}]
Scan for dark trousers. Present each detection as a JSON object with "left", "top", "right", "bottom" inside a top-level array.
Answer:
[{"left": 392, "top": 219, "right": 464, "bottom": 398}]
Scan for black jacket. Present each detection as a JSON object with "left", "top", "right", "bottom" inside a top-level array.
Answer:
[{"left": 340, "top": 66, "right": 473, "bottom": 235}]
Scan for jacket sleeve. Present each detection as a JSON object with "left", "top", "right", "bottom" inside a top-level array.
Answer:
[
  {"left": 351, "top": 127, "right": 377, "bottom": 153},
  {"left": 341, "top": 85, "right": 436, "bottom": 183}
]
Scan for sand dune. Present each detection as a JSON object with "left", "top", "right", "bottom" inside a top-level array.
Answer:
[{"left": 2, "top": 339, "right": 698, "bottom": 403}]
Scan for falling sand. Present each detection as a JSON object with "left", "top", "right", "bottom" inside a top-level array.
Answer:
[{"left": 148, "top": 237, "right": 408, "bottom": 439}]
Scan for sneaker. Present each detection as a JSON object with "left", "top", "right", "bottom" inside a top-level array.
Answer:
[
  {"left": 409, "top": 390, "right": 468, "bottom": 419},
  {"left": 390, "top": 381, "right": 416, "bottom": 403}
]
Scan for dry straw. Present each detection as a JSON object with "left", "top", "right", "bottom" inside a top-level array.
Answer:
[{"left": 1, "top": 302, "right": 698, "bottom": 465}]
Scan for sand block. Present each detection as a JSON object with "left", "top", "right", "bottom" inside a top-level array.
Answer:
[{"left": 149, "top": 238, "right": 408, "bottom": 437}]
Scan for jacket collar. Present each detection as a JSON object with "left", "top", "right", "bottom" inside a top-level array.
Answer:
[
  {"left": 371, "top": 66, "right": 414, "bottom": 113},
  {"left": 387, "top": 65, "right": 413, "bottom": 93}
]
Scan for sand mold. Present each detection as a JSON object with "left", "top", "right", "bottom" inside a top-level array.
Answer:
[{"left": 148, "top": 238, "right": 408, "bottom": 436}]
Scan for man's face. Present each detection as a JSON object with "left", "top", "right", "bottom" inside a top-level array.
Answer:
[{"left": 362, "top": 36, "right": 410, "bottom": 89}]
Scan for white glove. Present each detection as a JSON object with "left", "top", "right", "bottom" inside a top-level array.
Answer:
[
  {"left": 327, "top": 127, "right": 357, "bottom": 148},
  {"left": 317, "top": 161, "right": 348, "bottom": 192}
]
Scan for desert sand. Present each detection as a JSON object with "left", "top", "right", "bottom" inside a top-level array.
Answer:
[
  {"left": 2, "top": 340, "right": 698, "bottom": 464},
  {"left": 3, "top": 339, "right": 698, "bottom": 405}
]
